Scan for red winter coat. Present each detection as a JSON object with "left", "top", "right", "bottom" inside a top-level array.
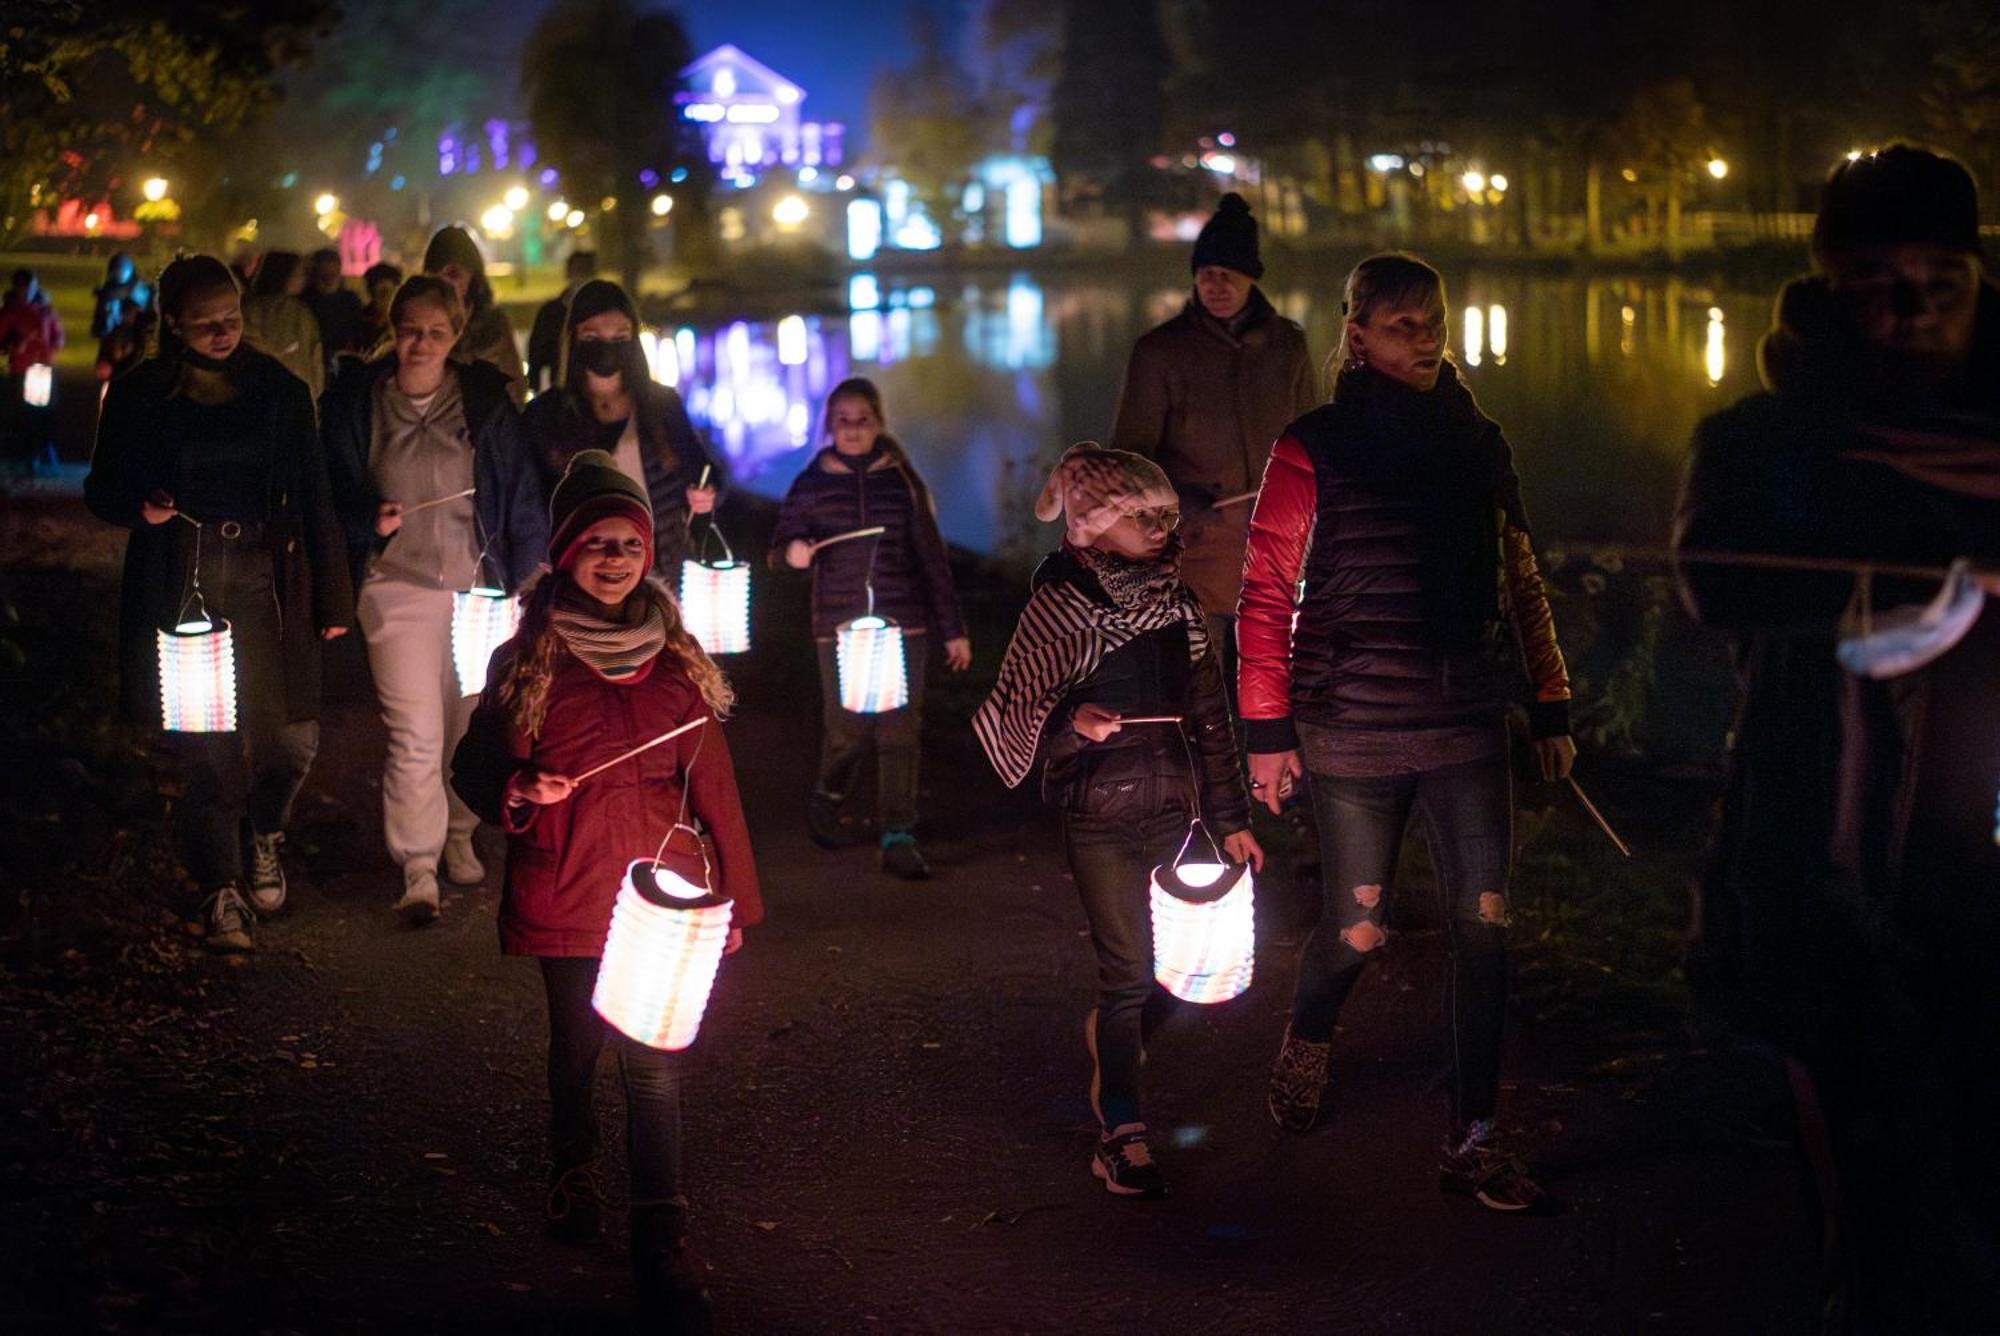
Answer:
[
  {"left": 453, "top": 639, "right": 764, "bottom": 956},
  {"left": 0, "top": 293, "right": 64, "bottom": 375}
]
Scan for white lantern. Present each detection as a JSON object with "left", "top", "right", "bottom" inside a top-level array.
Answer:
[
  {"left": 681, "top": 559, "right": 750, "bottom": 655},
  {"left": 156, "top": 618, "right": 238, "bottom": 733},
  {"left": 22, "top": 364, "right": 51, "bottom": 408},
  {"left": 835, "top": 614, "right": 908, "bottom": 714},
  {"left": 1150, "top": 856, "right": 1255, "bottom": 1005},
  {"left": 451, "top": 586, "right": 519, "bottom": 696},
  {"left": 594, "top": 857, "right": 735, "bottom": 1051}
]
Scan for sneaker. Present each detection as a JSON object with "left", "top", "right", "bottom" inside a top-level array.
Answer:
[
  {"left": 199, "top": 885, "right": 254, "bottom": 953},
  {"left": 394, "top": 865, "right": 441, "bottom": 925},
  {"left": 807, "top": 789, "right": 858, "bottom": 849},
  {"left": 247, "top": 831, "right": 287, "bottom": 914},
  {"left": 1438, "top": 1121, "right": 1566, "bottom": 1215},
  {"left": 880, "top": 831, "right": 931, "bottom": 880},
  {"left": 1267, "top": 1025, "right": 1332, "bottom": 1132},
  {"left": 441, "top": 832, "right": 485, "bottom": 885},
  {"left": 1092, "top": 1122, "right": 1167, "bottom": 1198},
  {"left": 546, "top": 1159, "right": 604, "bottom": 1246}
]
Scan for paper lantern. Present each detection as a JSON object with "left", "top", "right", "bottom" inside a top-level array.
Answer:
[
  {"left": 1150, "top": 857, "right": 1255, "bottom": 1004},
  {"left": 451, "top": 586, "right": 519, "bottom": 696},
  {"left": 680, "top": 558, "right": 750, "bottom": 656},
  {"left": 835, "top": 614, "right": 908, "bottom": 714},
  {"left": 157, "top": 618, "right": 238, "bottom": 732},
  {"left": 594, "top": 858, "right": 734, "bottom": 1051},
  {"left": 22, "top": 364, "right": 51, "bottom": 408}
]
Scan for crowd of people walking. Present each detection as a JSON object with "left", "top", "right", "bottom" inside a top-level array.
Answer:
[{"left": 75, "top": 145, "right": 1999, "bottom": 1332}]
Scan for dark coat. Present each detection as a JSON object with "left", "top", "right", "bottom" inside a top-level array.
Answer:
[
  {"left": 319, "top": 355, "right": 547, "bottom": 594},
  {"left": 521, "top": 380, "right": 722, "bottom": 580},
  {"left": 1108, "top": 288, "right": 1318, "bottom": 613},
  {"left": 768, "top": 442, "right": 965, "bottom": 640},
  {"left": 452, "top": 636, "right": 764, "bottom": 956},
  {"left": 85, "top": 349, "right": 354, "bottom": 725},
  {"left": 1031, "top": 549, "right": 1249, "bottom": 834},
  {"left": 1673, "top": 275, "right": 2000, "bottom": 1055}
]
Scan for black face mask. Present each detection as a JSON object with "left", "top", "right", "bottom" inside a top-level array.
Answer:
[{"left": 573, "top": 337, "right": 633, "bottom": 380}]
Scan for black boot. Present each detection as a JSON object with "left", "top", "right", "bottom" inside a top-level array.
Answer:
[
  {"left": 632, "top": 1198, "right": 713, "bottom": 1330},
  {"left": 546, "top": 1140, "right": 604, "bottom": 1246}
]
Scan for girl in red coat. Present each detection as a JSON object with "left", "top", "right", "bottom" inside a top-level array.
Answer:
[{"left": 453, "top": 448, "right": 763, "bottom": 1323}]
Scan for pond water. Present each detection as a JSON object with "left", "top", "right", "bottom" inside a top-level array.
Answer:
[{"left": 663, "top": 264, "right": 1780, "bottom": 568}]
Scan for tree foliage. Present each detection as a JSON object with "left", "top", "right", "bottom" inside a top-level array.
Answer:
[
  {"left": 870, "top": 12, "right": 986, "bottom": 216},
  {"left": 0, "top": 0, "right": 336, "bottom": 245},
  {"left": 520, "top": 0, "right": 699, "bottom": 292}
]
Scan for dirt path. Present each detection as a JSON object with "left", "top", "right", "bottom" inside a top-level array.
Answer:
[{"left": 2, "top": 494, "right": 1817, "bottom": 1333}]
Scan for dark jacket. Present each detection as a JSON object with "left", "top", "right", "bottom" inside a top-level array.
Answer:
[
  {"left": 1238, "top": 363, "right": 1570, "bottom": 753},
  {"left": 521, "top": 381, "right": 720, "bottom": 578},
  {"left": 452, "top": 636, "right": 765, "bottom": 956},
  {"left": 525, "top": 289, "right": 573, "bottom": 394},
  {"left": 768, "top": 442, "right": 965, "bottom": 640},
  {"left": 1109, "top": 288, "right": 1318, "bottom": 613},
  {"left": 85, "top": 349, "right": 354, "bottom": 725},
  {"left": 320, "top": 356, "right": 547, "bottom": 594},
  {"left": 1672, "top": 275, "right": 2000, "bottom": 1054},
  {"left": 1031, "top": 549, "right": 1248, "bottom": 833}
]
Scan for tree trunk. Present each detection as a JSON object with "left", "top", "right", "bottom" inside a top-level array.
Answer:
[
  {"left": 1665, "top": 179, "right": 1682, "bottom": 262},
  {"left": 1585, "top": 159, "right": 1603, "bottom": 254}
]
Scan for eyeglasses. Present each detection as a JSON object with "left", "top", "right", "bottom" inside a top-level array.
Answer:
[
  {"left": 575, "top": 537, "right": 647, "bottom": 559},
  {"left": 1123, "top": 506, "right": 1181, "bottom": 533}
]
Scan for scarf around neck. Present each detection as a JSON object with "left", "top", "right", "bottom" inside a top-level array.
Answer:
[
  {"left": 973, "top": 542, "right": 1208, "bottom": 789},
  {"left": 549, "top": 579, "right": 668, "bottom": 681}
]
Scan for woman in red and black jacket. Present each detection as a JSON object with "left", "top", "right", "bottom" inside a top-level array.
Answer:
[
  {"left": 770, "top": 377, "right": 970, "bottom": 878},
  {"left": 1238, "top": 253, "right": 1574, "bottom": 1214}
]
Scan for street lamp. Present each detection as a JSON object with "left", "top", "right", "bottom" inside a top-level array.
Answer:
[
  {"left": 480, "top": 203, "right": 515, "bottom": 237},
  {"left": 650, "top": 194, "right": 674, "bottom": 218},
  {"left": 1488, "top": 173, "right": 1509, "bottom": 193},
  {"left": 314, "top": 192, "right": 339, "bottom": 217},
  {"left": 772, "top": 194, "right": 810, "bottom": 228},
  {"left": 142, "top": 177, "right": 169, "bottom": 203},
  {"left": 565, "top": 208, "right": 586, "bottom": 229},
  {"left": 1707, "top": 157, "right": 1729, "bottom": 180},
  {"left": 547, "top": 199, "right": 570, "bottom": 223},
  {"left": 1461, "top": 170, "right": 1487, "bottom": 195},
  {"left": 503, "top": 185, "right": 529, "bottom": 212}
]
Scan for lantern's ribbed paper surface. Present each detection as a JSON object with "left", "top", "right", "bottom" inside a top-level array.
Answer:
[
  {"left": 680, "top": 559, "right": 751, "bottom": 655},
  {"left": 835, "top": 615, "right": 908, "bottom": 713},
  {"left": 594, "top": 859, "right": 734, "bottom": 1051},
  {"left": 22, "top": 364, "right": 51, "bottom": 408},
  {"left": 1150, "top": 862, "right": 1255, "bottom": 1004},
  {"left": 157, "top": 619, "right": 238, "bottom": 732},
  {"left": 451, "top": 588, "right": 519, "bottom": 697}
]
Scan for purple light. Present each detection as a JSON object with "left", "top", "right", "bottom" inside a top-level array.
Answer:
[
  {"left": 486, "top": 118, "right": 510, "bottom": 171},
  {"left": 640, "top": 169, "right": 660, "bottom": 188},
  {"left": 438, "top": 132, "right": 458, "bottom": 177},
  {"left": 539, "top": 167, "right": 559, "bottom": 186}
]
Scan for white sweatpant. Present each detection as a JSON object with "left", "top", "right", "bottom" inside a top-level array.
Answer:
[{"left": 358, "top": 580, "right": 478, "bottom": 871}]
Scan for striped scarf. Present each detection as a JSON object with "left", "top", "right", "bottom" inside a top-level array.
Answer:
[
  {"left": 973, "top": 544, "right": 1208, "bottom": 789},
  {"left": 549, "top": 581, "right": 668, "bottom": 681}
]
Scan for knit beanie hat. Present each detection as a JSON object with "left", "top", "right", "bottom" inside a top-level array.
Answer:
[
  {"left": 1190, "top": 193, "right": 1263, "bottom": 279},
  {"left": 422, "top": 225, "right": 487, "bottom": 278},
  {"left": 1034, "top": 443, "right": 1179, "bottom": 548},
  {"left": 549, "top": 449, "right": 654, "bottom": 571},
  {"left": 1811, "top": 144, "right": 1983, "bottom": 267}
]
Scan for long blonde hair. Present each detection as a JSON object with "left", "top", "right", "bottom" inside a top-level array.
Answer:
[
  {"left": 1326, "top": 252, "right": 1448, "bottom": 396},
  {"left": 499, "top": 570, "right": 734, "bottom": 737}
]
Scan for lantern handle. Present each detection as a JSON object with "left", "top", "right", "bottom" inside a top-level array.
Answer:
[
  {"left": 1171, "top": 816, "right": 1226, "bottom": 869},
  {"left": 694, "top": 513, "right": 736, "bottom": 567},
  {"left": 650, "top": 715, "right": 716, "bottom": 892},
  {"left": 467, "top": 501, "right": 505, "bottom": 594},
  {"left": 1161, "top": 715, "right": 1229, "bottom": 867},
  {"left": 173, "top": 517, "right": 214, "bottom": 628}
]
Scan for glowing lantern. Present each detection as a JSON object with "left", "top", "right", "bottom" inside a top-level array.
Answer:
[
  {"left": 1150, "top": 842, "right": 1255, "bottom": 1004},
  {"left": 451, "top": 586, "right": 519, "bottom": 696},
  {"left": 835, "top": 614, "right": 908, "bottom": 713},
  {"left": 22, "top": 364, "right": 51, "bottom": 408},
  {"left": 594, "top": 857, "right": 734, "bottom": 1051},
  {"left": 681, "top": 555, "right": 750, "bottom": 657},
  {"left": 157, "top": 618, "right": 238, "bottom": 732}
]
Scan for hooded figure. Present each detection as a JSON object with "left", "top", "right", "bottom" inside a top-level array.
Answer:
[
  {"left": 1673, "top": 144, "right": 2000, "bottom": 1333},
  {"left": 1109, "top": 193, "right": 1318, "bottom": 632},
  {"left": 519, "top": 279, "right": 721, "bottom": 579},
  {"left": 422, "top": 225, "right": 525, "bottom": 398}
]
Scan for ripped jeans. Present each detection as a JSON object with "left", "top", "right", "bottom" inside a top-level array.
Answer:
[{"left": 1289, "top": 752, "right": 1512, "bottom": 1128}]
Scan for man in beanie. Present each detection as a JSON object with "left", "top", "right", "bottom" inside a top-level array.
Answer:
[
  {"left": 1109, "top": 193, "right": 1317, "bottom": 674},
  {"left": 1674, "top": 143, "right": 2000, "bottom": 1332},
  {"left": 975, "top": 443, "right": 1260, "bottom": 1198}
]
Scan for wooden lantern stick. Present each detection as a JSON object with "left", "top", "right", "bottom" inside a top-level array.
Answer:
[
  {"left": 1567, "top": 776, "right": 1634, "bottom": 859},
  {"left": 573, "top": 717, "right": 709, "bottom": 786},
  {"left": 808, "top": 525, "right": 887, "bottom": 557}
]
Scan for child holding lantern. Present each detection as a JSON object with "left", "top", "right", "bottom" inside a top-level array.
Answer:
[
  {"left": 974, "top": 444, "right": 1262, "bottom": 1198},
  {"left": 451, "top": 450, "right": 762, "bottom": 1323},
  {"left": 770, "top": 377, "right": 970, "bottom": 878}
]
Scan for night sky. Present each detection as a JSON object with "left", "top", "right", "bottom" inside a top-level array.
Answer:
[{"left": 684, "top": 0, "right": 961, "bottom": 143}]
